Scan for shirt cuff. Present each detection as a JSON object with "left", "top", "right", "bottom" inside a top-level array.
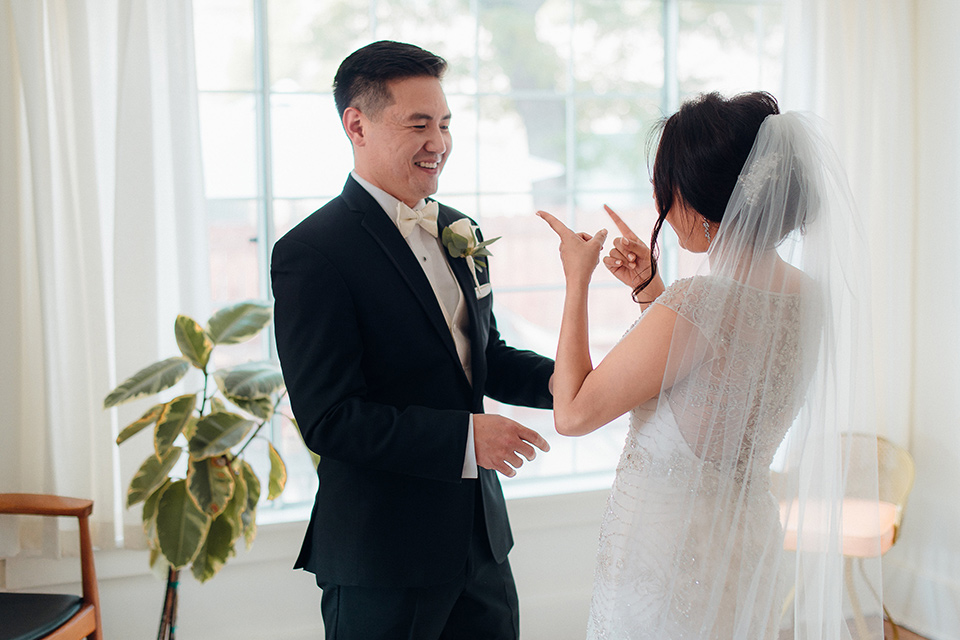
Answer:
[{"left": 461, "top": 414, "right": 478, "bottom": 479}]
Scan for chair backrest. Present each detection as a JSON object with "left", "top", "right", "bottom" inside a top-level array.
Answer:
[
  {"left": 0, "top": 493, "right": 103, "bottom": 640},
  {"left": 841, "top": 433, "right": 915, "bottom": 544}
]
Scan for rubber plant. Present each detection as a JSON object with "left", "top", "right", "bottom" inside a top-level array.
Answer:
[{"left": 103, "top": 301, "right": 296, "bottom": 640}]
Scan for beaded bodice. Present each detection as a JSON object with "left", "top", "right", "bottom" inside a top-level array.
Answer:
[{"left": 587, "top": 275, "right": 809, "bottom": 640}]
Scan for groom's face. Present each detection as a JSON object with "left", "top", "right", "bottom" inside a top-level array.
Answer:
[{"left": 349, "top": 75, "right": 452, "bottom": 208}]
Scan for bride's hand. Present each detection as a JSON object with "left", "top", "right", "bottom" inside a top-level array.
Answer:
[
  {"left": 537, "top": 210, "right": 607, "bottom": 287},
  {"left": 602, "top": 205, "right": 663, "bottom": 300}
]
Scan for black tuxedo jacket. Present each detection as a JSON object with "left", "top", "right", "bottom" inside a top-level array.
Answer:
[{"left": 271, "top": 176, "right": 554, "bottom": 588}]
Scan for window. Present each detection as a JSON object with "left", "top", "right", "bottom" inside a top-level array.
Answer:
[{"left": 192, "top": 0, "right": 783, "bottom": 506}]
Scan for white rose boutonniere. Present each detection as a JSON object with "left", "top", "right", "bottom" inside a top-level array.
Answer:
[{"left": 441, "top": 218, "right": 500, "bottom": 298}]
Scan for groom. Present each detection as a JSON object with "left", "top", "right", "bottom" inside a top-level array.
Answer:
[{"left": 271, "top": 41, "right": 555, "bottom": 640}]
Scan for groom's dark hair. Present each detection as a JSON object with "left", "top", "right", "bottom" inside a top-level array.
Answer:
[{"left": 333, "top": 41, "right": 447, "bottom": 119}]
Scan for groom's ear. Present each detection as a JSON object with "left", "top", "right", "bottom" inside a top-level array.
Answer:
[{"left": 343, "top": 107, "right": 366, "bottom": 147}]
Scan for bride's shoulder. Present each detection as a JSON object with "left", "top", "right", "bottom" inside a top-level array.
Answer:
[{"left": 654, "top": 275, "right": 719, "bottom": 311}]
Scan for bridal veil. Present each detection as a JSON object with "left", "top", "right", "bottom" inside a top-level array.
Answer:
[{"left": 589, "top": 111, "right": 882, "bottom": 639}]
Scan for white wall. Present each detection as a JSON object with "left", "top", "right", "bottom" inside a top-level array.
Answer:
[{"left": 2, "top": 490, "right": 609, "bottom": 639}]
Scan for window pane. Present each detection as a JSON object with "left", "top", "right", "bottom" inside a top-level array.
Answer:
[
  {"left": 477, "top": 193, "right": 563, "bottom": 289},
  {"left": 268, "top": 0, "right": 372, "bottom": 93},
  {"left": 575, "top": 97, "right": 662, "bottom": 191},
  {"left": 271, "top": 93, "right": 353, "bottom": 198},
  {"left": 193, "top": 0, "right": 255, "bottom": 91},
  {"left": 199, "top": 93, "right": 258, "bottom": 199},
  {"left": 478, "top": 0, "right": 571, "bottom": 94},
  {"left": 208, "top": 198, "right": 261, "bottom": 307},
  {"left": 678, "top": 1, "right": 783, "bottom": 96},
  {"left": 478, "top": 96, "right": 566, "bottom": 201},
  {"left": 573, "top": 0, "right": 664, "bottom": 93}
]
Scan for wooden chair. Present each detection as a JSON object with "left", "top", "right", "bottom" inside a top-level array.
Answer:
[
  {"left": 0, "top": 494, "right": 103, "bottom": 640},
  {"left": 775, "top": 434, "right": 916, "bottom": 639}
]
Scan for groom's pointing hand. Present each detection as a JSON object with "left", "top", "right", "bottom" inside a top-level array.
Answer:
[{"left": 473, "top": 414, "right": 550, "bottom": 478}]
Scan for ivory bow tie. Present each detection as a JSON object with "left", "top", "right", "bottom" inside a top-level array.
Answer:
[{"left": 396, "top": 201, "right": 439, "bottom": 238}]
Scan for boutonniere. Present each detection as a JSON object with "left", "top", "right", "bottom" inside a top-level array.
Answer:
[{"left": 441, "top": 218, "right": 500, "bottom": 298}]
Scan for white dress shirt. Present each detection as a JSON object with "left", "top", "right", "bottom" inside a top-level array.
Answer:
[{"left": 351, "top": 172, "right": 478, "bottom": 479}]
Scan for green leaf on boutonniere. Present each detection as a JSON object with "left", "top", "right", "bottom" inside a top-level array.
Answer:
[
  {"left": 441, "top": 224, "right": 501, "bottom": 272},
  {"left": 475, "top": 237, "right": 500, "bottom": 251},
  {"left": 441, "top": 227, "right": 470, "bottom": 257}
]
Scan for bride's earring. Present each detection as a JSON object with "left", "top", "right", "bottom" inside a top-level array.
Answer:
[{"left": 702, "top": 219, "right": 711, "bottom": 242}]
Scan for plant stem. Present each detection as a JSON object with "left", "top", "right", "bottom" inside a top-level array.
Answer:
[
  {"left": 232, "top": 421, "right": 265, "bottom": 461},
  {"left": 157, "top": 566, "right": 180, "bottom": 640},
  {"left": 231, "top": 392, "right": 286, "bottom": 461},
  {"left": 198, "top": 371, "right": 210, "bottom": 416}
]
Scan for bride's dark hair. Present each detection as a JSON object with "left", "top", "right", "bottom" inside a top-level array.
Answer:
[{"left": 636, "top": 91, "right": 780, "bottom": 299}]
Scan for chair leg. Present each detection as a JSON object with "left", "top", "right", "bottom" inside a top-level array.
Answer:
[
  {"left": 845, "top": 557, "right": 870, "bottom": 639},
  {"left": 854, "top": 558, "right": 899, "bottom": 640},
  {"left": 781, "top": 584, "right": 796, "bottom": 622}
]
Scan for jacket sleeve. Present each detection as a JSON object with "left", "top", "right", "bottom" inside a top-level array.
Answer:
[
  {"left": 271, "top": 233, "right": 470, "bottom": 483},
  {"left": 482, "top": 309, "right": 555, "bottom": 410}
]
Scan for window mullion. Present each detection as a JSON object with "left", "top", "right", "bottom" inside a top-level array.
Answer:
[
  {"left": 661, "top": 0, "right": 680, "bottom": 285},
  {"left": 253, "top": 0, "right": 276, "bottom": 358}
]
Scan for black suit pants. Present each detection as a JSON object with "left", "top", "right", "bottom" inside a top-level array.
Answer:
[{"left": 319, "top": 483, "right": 520, "bottom": 640}]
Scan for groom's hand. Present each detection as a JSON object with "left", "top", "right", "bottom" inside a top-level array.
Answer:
[{"left": 474, "top": 414, "right": 550, "bottom": 478}]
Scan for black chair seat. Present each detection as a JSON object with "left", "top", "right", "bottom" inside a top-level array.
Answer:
[{"left": 0, "top": 592, "right": 83, "bottom": 640}]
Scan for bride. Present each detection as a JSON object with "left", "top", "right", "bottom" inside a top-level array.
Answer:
[{"left": 539, "top": 92, "right": 881, "bottom": 639}]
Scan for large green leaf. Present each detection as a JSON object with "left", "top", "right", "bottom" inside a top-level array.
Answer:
[
  {"left": 205, "top": 301, "right": 272, "bottom": 345},
  {"left": 189, "top": 411, "right": 255, "bottom": 459},
  {"left": 104, "top": 357, "right": 191, "bottom": 408},
  {"left": 213, "top": 361, "right": 284, "bottom": 400},
  {"left": 155, "top": 395, "right": 197, "bottom": 456},
  {"left": 175, "top": 315, "right": 213, "bottom": 370},
  {"left": 187, "top": 455, "right": 235, "bottom": 516},
  {"left": 141, "top": 481, "right": 166, "bottom": 541},
  {"left": 182, "top": 415, "right": 199, "bottom": 442},
  {"left": 116, "top": 404, "right": 164, "bottom": 445},
  {"left": 127, "top": 447, "right": 182, "bottom": 507},
  {"left": 190, "top": 508, "right": 237, "bottom": 583},
  {"left": 225, "top": 469, "right": 248, "bottom": 533},
  {"left": 239, "top": 460, "right": 260, "bottom": 548},
  {"left": 192, "top": 475, "right": 247, "bottom": 582},
  {"left": 227, "top": 395, "right": 275, "bottom": 421},
  {"left": 267, "top": 441, "right": 287, "bottom": 500},
  {"left": 148, "top": 545, "right": 171, "bottom": 581},
  {"left": 156, "top": 479, "right": 211, "bottom": 570}
]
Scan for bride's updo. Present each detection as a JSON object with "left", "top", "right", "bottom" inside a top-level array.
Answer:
[{"left": 637, "top": 92, "right": 780, "bottom": 296}]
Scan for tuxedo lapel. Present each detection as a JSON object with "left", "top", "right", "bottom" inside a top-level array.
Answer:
[
  {"left": 343, "top": 181, "right": 466, "bottom": 382},
  {"left": 437, "top": 207, "right": 489, "bottom": 405},
  {"left": 438, "top": 209, "right": 482, "bottom": 322}
]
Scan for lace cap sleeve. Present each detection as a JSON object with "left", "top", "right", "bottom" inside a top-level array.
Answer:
[
  {"left": 652, "top": 276, "right": 696, "bottom": 315},
  {"left": 651, "top": 276, "right": 731, "bottom": 344}
]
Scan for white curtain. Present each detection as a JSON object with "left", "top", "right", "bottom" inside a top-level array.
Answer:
[
  {"left": 783, "top": 0, "right": 960, "bottom": 637},
  {"left": 0, "top": 0, "right": 208, "bottom": 553}
]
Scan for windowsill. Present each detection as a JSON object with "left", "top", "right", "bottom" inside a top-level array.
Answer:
[{"left": 2, "top": 478, "right": 612, "bottom": 591}]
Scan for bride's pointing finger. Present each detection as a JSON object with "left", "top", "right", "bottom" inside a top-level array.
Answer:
[{"left": 536, "top": 210, "right": 573, "bottom": 238}]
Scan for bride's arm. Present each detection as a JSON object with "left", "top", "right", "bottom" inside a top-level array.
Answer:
[{"left": 539, "top": 211, "right": 683, "bottom": 437}]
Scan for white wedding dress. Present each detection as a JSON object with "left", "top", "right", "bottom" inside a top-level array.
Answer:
[
  {"left": 586, "top": 111, "right": 882, "bottom": 640},
  {"left": 587, "top": 275, "right": 811, "bottom": 640}
]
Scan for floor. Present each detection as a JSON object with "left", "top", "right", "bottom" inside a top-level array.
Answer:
[{"left": 778, "top": 619, "right": 930, "bottom": 640}]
